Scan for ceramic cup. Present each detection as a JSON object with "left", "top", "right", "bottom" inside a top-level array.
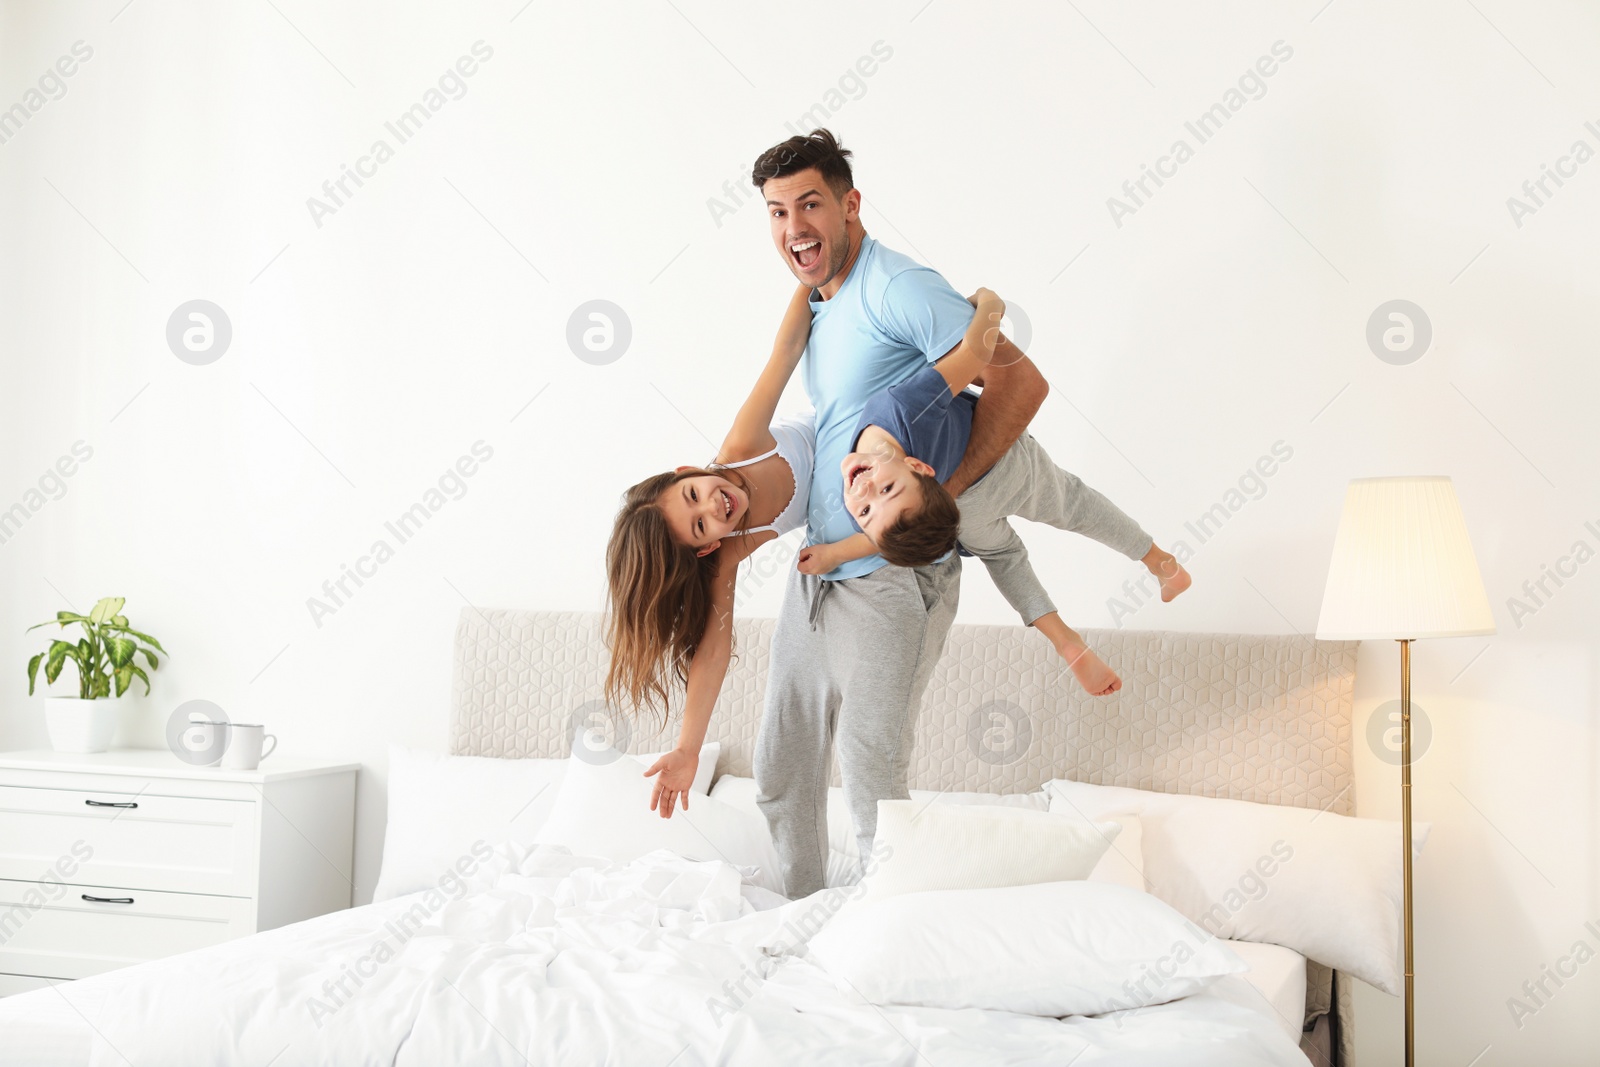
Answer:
[
  {"left": 179, "top": 718, "right": 230, "bottom": 767},
  {"left": 220, "top": 724, "right": 278, "bottom": 770}
]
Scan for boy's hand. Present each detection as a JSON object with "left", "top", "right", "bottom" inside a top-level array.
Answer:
[
  {"left": 643, "top": 747, "right": 699, "bottom": 818},
  {"left": 797, "top": 543, "right": 841, "bottom": 575},
  {"left": 967, "top": 287, "right": 1003, "bottom": 312},
  {"left": 966, "top": 288, "right": 1005, "bottom": 358}
]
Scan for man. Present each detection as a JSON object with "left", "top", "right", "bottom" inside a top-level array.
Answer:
[{"left": 750, "top": 129, "right": 1048, "bottom": 898}]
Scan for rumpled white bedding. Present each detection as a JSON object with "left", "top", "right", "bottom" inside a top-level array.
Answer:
[{"left": 0, "top": 845, "right": 1310, "bottom": 1067}]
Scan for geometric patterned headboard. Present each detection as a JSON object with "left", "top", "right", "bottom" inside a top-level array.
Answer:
[
  {"left": 449, "top": 608, "right": 1357, "bottom": 816},
  {"left": 449, "top": 607, "right": 1358, "bottom": 1065}
]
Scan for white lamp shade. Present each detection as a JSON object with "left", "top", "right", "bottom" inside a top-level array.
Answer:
[{"left": 1315, "top": 476, "right": 1496, "bottom": 640}]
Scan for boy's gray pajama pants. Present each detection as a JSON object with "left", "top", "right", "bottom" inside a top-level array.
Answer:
[
  {"left": 956, "top": 432, "right": 1154, "bottom": 626},
  {"left": 753, "top": 556, "right": 960, "bottom": 899}
]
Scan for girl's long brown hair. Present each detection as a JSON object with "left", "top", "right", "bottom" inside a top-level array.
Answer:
[{"left": 604, "top": 467, "right": 747, "bottom": 722}]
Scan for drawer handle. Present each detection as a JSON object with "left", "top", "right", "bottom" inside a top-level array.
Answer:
[
  {"left": 80, "top": 894, "right": 134, "bottom": 904},
  {"left": 84, "top": 799, "right": 138, "bottom": 809}
]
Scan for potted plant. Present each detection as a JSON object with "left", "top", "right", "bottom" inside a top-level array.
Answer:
[{"left": 26, "top": 597, "right": 166, "bottom": 753}]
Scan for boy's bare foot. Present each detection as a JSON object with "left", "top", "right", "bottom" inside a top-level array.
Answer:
[
  {"left": 1142, "top": 545, "right": 1192, "bottom": 603},
  {"left": 1058, "top": 643, "right": 1122, "bottom": 697}
]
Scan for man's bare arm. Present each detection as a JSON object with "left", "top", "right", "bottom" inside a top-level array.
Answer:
[{"left": 943, "top": 333, "right": 1048, "bottom": 498}]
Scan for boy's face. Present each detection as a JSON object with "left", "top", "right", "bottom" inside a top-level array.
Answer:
[{"left": 840, "top": 449, "right": 935, "bottom": 539}]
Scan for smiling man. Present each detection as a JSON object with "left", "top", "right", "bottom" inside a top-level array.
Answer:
[{"left": 748, "top": 129, "right": 1048, "bottom": 898}]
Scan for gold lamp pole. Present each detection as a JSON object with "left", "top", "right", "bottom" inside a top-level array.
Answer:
[
  {"left": 1399, "top": 637, "right": 1413, "bottom": 1065},
  {"left": 1315, "top": 477, "right": 1495, "bottom": 1067}
]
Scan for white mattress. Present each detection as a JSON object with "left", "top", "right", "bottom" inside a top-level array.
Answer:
[
  {"left": 1225, "top": 940, "right": 1308, "bottom": 1044},
  {"left": 0, "top": 848, "right": 1310, "bottom": 1067}
]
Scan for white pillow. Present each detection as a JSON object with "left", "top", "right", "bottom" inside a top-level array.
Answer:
[
  {"left": 373, "top": 747, "right": 566, "bottom": 902},
  {"left": 537, "top": 744, "right": 783, "bottom": 894},
  {"left": 706, "top": 776, "right": 1050, "bottom": 889},
  {"left": 1046, "top": 779, "right": 1429, "bottom": 996},
  {"left": 856, "top": 798, "right": 1118, "bottom": 906},
  {"left": 807, "top": 880, "right": 1247, "bottom": 1016},
  {"left": 827, "top": 787, "right": 1048, "bottom": 886},
  {"left": 1085, "top": 812, "right": 1145, "bottom": 892},
  {"left": 373, "top": 742, "right": 720, "bottom": 903}
]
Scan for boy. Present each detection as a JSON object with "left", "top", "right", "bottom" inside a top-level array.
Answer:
[{"left": 796, "top": 289, "right": 1190, "bottom": 695}]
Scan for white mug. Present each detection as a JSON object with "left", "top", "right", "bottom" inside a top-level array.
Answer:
[
  {"left": 180, "top": 718, "right": 230, "bottom": 767},
  {"left": 221, "top": 724, "right": 278, "bottom": 770}
]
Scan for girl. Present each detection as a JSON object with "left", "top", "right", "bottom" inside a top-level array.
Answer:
[{"left": 605, "top": 284, "right": 815, "bottom": 819}]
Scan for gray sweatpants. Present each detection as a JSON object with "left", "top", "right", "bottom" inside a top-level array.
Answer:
[
  {"left": 753, "top": 556, "right": 961, "bottom": 899},
  {"left": 957, "top": 432, "right": 1153, "bottom": 626}
]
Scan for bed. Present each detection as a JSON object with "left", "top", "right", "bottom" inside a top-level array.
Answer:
[{"left": 0, "top": 609, "right": 1359, "bottom": 1066}]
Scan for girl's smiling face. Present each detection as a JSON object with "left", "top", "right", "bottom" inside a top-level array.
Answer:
[{"left": 657, "top": 471, "right": 749, "bottom": 555}]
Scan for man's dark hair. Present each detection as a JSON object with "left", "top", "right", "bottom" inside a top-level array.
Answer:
[
  {"left": 875, "top": 471, "right": 961, "bottom": 568},
  {"left": 751, "top": 128, "right": 854, "bottom": 198}
]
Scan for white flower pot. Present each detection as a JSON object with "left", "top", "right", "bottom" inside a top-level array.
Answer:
[{"left": 44, "top": 696, "right": 121, "bottom": 754}]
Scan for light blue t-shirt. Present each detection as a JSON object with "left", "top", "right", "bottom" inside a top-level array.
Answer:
[{"left": 803, "top": 234, "right": 974, "bottom": 580}]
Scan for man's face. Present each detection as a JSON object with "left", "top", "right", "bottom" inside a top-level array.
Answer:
[
  {"left": 764, "top": 169, "right": 857, "bottom": 290},
  {"left": 840, "top": 449, "right": 934, "bottom": 539}
]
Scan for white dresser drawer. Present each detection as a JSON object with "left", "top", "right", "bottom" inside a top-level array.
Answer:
[
  {"left": 0, "top": 784, "right": 258, "bottom": 897},
  {"left": 0, "top": 878, "right": 254, "bottom": 980},
  {"left": 0, "top": 749, "right": 357, "bottom": 985}
]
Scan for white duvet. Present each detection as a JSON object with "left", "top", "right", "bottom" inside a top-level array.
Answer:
[{"left": 0, "top": 846, "right": 1309, "bottom": 1067}]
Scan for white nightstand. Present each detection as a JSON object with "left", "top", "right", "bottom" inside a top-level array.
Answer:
[{"left": 0, "top": 748, "right": 358, "bottom": 996}]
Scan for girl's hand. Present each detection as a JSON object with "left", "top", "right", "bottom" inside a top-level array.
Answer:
[
  {"left": 643, "top": 747, "right": 699, "bottom": 819},
  {"left": 797, "top": 543, "right": 839, "bottom": 575},
  {"left": 967, "top": 286, "right": 1002, "bottom": 310}
]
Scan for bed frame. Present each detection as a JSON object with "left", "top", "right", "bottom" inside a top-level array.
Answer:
[{"left": 449, "top": 608, "right": 1357, "bottom": 1066}]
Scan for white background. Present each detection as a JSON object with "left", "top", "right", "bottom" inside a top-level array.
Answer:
[{"left": 1, "top": 1, "right": 1596, "bottom": 1062}]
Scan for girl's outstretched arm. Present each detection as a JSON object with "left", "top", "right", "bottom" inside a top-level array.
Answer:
[
  {"left": 715, "top": 284, "right": 813, "bottom": 464},
  {"left": 643, "top": 557, "right": 737, "bottom": 817}
]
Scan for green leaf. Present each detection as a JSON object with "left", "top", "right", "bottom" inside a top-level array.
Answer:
[
  {"left": 106, "top": 637, "right": 136, "bottom": 669},
  {"left": 112, "top": 664, "right": 149, "bottom": 697},
  {"left": 112, "top": 615, "right": 127, "bottom": 627},
  {"left": 106, "top": 626, "right": 166, "bottom": 654},
  {"left": 140, "top": 648, "right": 159, "bottom": 671},
  {"left": 89, "top": 672, "right": 110, "bottom": 699},
  {"left": 89, "top": 598, "right": 125, "bottom": 624},
  {"left": 27, "top": 653, "right": 42, "bottom": 696},
  {"left": 44, "top": 641, "right": 75, "bottom": 685}
]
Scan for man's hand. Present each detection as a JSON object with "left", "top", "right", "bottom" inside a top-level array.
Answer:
[
  {"left": 797, "top": 542, "right": 844, "bottom": 575},
  {"left": 943, "top": 335, "right": 1048, "bottom": 499},
  {"left": 643, "top": 747, "right": 699, "bottom": 818}
]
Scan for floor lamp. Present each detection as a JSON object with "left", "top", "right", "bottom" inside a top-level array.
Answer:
[{"left": 1314, "top": 476, "right": 1496, "bottom": 1067}]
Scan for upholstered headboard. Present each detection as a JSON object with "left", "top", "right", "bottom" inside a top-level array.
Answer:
[
  {"left": 449, "top": 610, "right": 1355, "bottom": 812},
  {"left": 448, "top": 609, "right": 1357, "bottom": 1065}
]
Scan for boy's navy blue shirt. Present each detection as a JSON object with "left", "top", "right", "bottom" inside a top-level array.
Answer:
[{"left": 851, "top": 363, "right": 978, "bottom": 489}]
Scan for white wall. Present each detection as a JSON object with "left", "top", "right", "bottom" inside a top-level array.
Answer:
[{"left": 1, "top": 1, "right": 1595, "bottom": 1062}]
